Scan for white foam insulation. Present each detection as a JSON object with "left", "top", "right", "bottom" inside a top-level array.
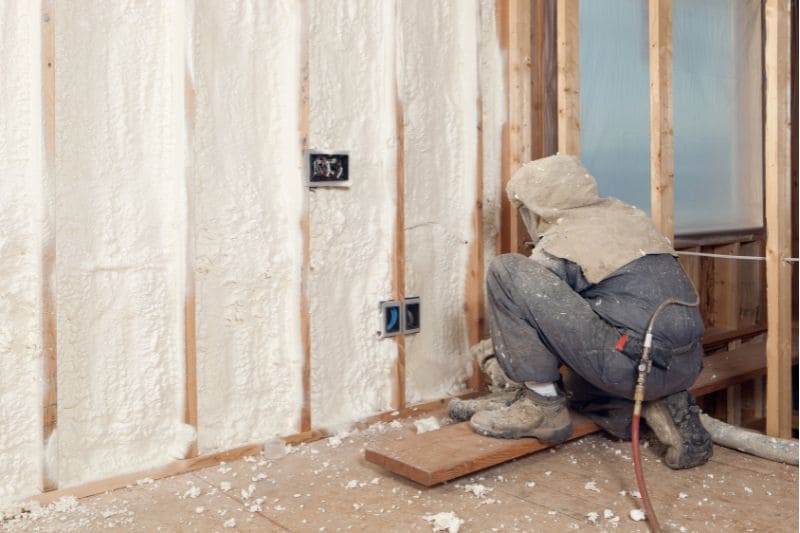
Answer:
[
  {"left": 0, "top": 0, "right": 506, "bottom": 504},
  {"left": 54, "top": 2, "right": 191, "bottom": 487},
  {"left": 191, "top": 1, "right": 305, "bottom": 453},
  {"left": 307, "top": 0, "right": 397, "bottom": 429},
  {"left": 0, "top": 2, "right": 44, "bottom": 505},
  {"left": 398, "top": 0, "right": 480, "bottom": 403}
]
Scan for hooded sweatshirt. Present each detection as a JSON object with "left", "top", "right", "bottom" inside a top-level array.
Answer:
[
  {"left": 507, "top": 155, "right": 703, "bottom": 366},
  {"left": 507, "top": 154, "right": 674, "bottom": 284}
]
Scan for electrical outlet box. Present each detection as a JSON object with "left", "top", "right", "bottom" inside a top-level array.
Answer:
[
  {"left": 403, "top": 297, "right": 420, "bottom": 334},
  {"left": 306, "top": 150, "right": 349, "bottom": 187},
  {"left": 379, "top": 300, "right": 402, "bottom": 338}
]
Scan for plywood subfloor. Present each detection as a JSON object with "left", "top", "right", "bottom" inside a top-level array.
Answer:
[{"left": 3, "top": 411, "right": 797, "bottom": 532}]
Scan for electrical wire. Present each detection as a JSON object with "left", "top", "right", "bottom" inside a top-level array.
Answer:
[{"left": 631, "top": 296, "right": 699, "bottom": 533}]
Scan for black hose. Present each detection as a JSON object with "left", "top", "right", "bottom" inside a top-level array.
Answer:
[{"left": 631, "top": 296, "right": 699, "bottom": 533}]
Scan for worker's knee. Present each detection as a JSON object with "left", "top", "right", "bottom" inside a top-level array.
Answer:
[{"left": 487, "top": 253, "right": 529, "bottom": 283}]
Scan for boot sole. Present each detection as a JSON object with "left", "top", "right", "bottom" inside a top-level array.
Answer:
[
  {"left": 471, "top": 421, "right": 574, "bottom": 443},
  {"left": 648, "top": 391, "right": 713, "bottom": 469}
]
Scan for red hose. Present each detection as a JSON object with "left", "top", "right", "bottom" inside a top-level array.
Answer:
[{"left": 632, "top": 412, "right": 661, "bottom": 533}]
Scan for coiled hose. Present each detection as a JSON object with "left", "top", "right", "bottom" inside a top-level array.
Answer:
[{"left": 631, "top": 296, "right": 699, "bottom": 533}]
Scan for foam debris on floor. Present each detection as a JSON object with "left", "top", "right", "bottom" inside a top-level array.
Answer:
[{"left": 1, "top": 412, "right": 796, "bottom": 532}]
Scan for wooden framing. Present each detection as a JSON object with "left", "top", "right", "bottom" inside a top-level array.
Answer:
[
  {"left": 497, "top": 0, "right": 532, "bottom": 255},
  {"left": 648, "top": 0, "right": 674, "bottom": 242},
  {"left": 41, "top": 0, "right": 57, "bottom": 491},
  {"left": 392, "top": 89, "right": 407, "bottom": 410},
  {"left": 530, "top": 0, "right": 558, "bottom": 162},
  {"left": 183, "top": 71, "right": 199, "bottom": 459},
  {"left": 299, "top": 2, "right": 312, "bottom": 432},
  {"left": 23, "top": 0, "right": 795, "bottom": 506},
  {"left": 764, "top": 0, "right": 793, "bottom": 438},
  {"left": 556, "top": 0, "right": 579, "bottom": 156},
  {"left": 28, "top": 394, "right": 477, "bottom": 506},
  {"left": 466, "top": 97, "right": 485, "bottom": 391},
  {"left": 711, "top": 243, "right": 742, "bottom": 331},
  {"left": 553, "top": 1, "right": 793, "bottom": 434}
]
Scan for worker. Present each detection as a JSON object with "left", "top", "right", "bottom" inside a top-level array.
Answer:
[{"left": 449, "top": 154, "right": 713, "bottom": 469}]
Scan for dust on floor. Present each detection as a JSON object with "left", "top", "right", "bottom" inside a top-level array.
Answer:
[{"left": 2, "top": 411, "right": 797, "bottom": 532}]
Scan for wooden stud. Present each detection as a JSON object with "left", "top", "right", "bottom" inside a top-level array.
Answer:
[
  {"left": 497, "top": 0, "right": 533, "bottom": 255},
  {"left": 525, "top": 0, "right": 558, "bottom": 254},
  {"left": 764, "top": 0, "right": 793, "bottom": 438},
  {"left": 496, "top": 0, "right": 512, "bottom": 255},
  {"left": 467, "top": 97, "right": 485, "bottom": 392},
  {"left": 183, "top": 68, "right": 198, "bottom": 458},
  {"left": 392, "top": 63, "right": 407, "bottom": 410},
  {"left": 41, "top": 0, "right": 57, "bottom": 492},
  {"left": 726, "top": 339, "right": 743, "bottom": 426},
  {"left": 556, "top": 0, "right": 579, "bottom": 156},
  {"left": 509, "top": 0, "right": 532, "bottom": 254},
  {"left": 739, "top": 240, "right": 766, "bottom": 326},
  {"left": 299, "top": 2, "right": 312, "bottom": 433},
  {"left": 648, "top": 0, "right": 674, "bottom": 241},
  {"left": 531, "top": 0, "right": 558, "bottom": 161},
  {"left": 711, "top": 243, "right": 741, "bottom": 331}
]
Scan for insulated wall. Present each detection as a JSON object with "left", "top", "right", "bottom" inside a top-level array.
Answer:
[
  {"left": 0, "top": 0, "right": 504, "bottom": 504},
  {"left": 54, "top": 2, "right": 190, "bottom": 487},
  {"left": 307, "top": 1, "right": 397, "bottom": 429},
  {"left": 398, "top": 0, "right": 480, "bottom": 403},
  {"left": 0, "top": 2, "right": 44, "bottom": 503},
  {"left": 190, "top": 1, "right": 305, "bottom": 454}
]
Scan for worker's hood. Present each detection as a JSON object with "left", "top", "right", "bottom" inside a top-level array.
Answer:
[
  {"left": 508, "top": 154, "right": 600, "bottom": 228},
  {"left": 507, "top": 155, "right": 675, "bottom": 283}
]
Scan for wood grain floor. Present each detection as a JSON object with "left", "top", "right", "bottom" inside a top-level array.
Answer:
[{"left": 3, "top": 410, "right": 797, "bottom": 532}]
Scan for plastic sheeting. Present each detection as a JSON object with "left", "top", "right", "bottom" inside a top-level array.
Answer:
[{"left": 579, "top": 0, "right": 763, "bottom": 234}]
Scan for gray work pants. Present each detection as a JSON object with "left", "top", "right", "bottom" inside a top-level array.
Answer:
[{"left": 486, "top": 254, "right": 702, "bottom": 404}]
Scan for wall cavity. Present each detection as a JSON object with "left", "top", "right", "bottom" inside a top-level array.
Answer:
[
  {"left": 307, "top": 0, "right": 397, "bottom": 430},
  {"left": 398, "top": 0, "right": 480, "bottom": 403},
  {"left": 55, "top": 2, "right": 190, "bottom": 487},
  {"left": 0, "top": 2, "right": 43, "bottom": 505},
  {"left": 191, "top": 1, "right": 305, "bottom": 453}
]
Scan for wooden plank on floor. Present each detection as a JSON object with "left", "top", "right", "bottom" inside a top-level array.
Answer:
[
  {"left": 365, "top": 336, "right": 799, "bottom": 487},
  {"left": 365, "top": 412, "right": 598, "bottom": 487}
]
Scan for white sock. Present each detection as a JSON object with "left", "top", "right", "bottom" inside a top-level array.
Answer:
[{"left": 524, "top": 381, "right": 558, "bottom": 397}]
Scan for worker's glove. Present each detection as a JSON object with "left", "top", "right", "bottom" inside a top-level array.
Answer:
[{"left": 471, "top": 339, "right": 521, "bottom": 392}]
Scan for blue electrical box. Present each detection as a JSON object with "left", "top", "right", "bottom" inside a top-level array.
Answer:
[{"left": 379, "top": 300, "right": 402, "bottom": 338}]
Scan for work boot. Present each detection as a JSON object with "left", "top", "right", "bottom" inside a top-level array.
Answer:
[
  {"left": 447, "top": 390, "right": 519, "bottom": 422},
  {"left": 643, "top": 390, "right": 713, "bottom": 469},
  {"left": 469, "top": 389, "right": 573, "bottom": 442}
]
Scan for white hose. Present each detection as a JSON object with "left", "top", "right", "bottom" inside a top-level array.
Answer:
[{"left": 700, "top": 413, "right": 799, "bottom": 465}]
